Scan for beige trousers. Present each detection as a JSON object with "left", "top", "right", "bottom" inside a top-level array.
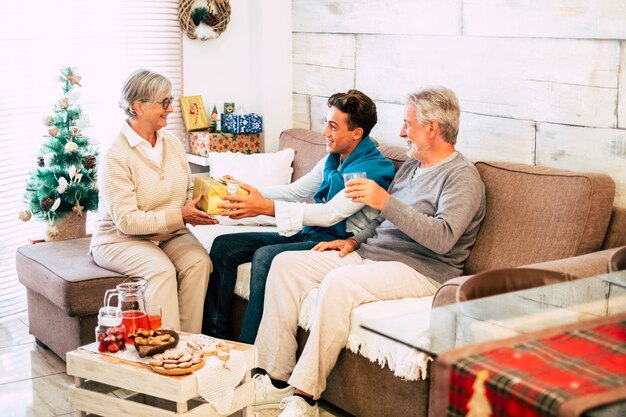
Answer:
[
  {"left": 91, "top": 232, "right": 211, "bottom": 333},
  {"left": 255, "top": 250, "right": 438, "bottom": 399}
]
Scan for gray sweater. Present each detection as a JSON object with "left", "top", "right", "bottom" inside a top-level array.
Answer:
[{"left": 354, "top": 152, "right": 486, "bottom": 285}]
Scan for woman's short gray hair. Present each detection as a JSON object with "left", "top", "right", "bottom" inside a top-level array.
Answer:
[
  {"left": 407, "top": 86, "right": 460, "bottom": 145},
  {"left": 120, "top": 69, "right": 172, "bottom": 117}
]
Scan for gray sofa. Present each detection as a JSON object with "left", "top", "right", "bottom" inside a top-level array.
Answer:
[{"left": 16, "top": 128, "right": 626, "bottom": 417}]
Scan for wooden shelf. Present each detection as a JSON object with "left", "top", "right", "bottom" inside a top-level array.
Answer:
[{"left": 186, "top": 153, "right": 210, "bottom": 167}]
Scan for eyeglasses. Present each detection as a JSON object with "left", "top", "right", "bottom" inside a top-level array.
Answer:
[{"left": 142, "top": 96, "right": 174, "bottom": 110}]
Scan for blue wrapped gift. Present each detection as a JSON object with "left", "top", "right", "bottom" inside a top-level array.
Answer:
[{"left": 221, "top": 113, "right": 263, "bottom": 134}]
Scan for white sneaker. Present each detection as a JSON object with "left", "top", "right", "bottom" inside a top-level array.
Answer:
[
  {"left": 253, "top": 374, "right": 295, "bottom": 409},
  {"left": 278, "top": 396, "right": 319, "bottom": 417}
]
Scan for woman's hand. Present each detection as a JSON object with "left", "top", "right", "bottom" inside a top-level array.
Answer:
[
  {"left": 182, "top": 195, "right": 219, "bottom": 226},
  {"left": 344, "top": 178, "right": 391, "bottom": 211},
  {"left": 312, "top": 239, "right": 359, "bottom": 257},
  {"left": 220, "top": 184, "right": 275, "bottom": 219}
]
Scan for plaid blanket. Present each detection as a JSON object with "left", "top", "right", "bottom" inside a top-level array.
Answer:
[{"left": 447, "top": 320, "right": 626, "bottom": 417}]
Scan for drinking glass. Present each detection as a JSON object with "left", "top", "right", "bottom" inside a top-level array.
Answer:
[
  {"left": 146, "top": 304, "right": 162, "bottom": 330},
  {"left": 343, "top": 172, "right": 367, "bottom": 183}
]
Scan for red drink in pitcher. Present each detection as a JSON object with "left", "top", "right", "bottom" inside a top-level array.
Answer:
[{"left": 122, "top": 310, "right": 150, "bottom": 343}]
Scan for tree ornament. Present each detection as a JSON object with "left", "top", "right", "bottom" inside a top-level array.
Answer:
[
  {"left": 43, "top": 115, "right": 54, "bottom": 126},
  {"left": 76, "top": 114, "right": 90, "bottom": 129},
  {"left": 64, "top": 141, "right": 78, "bottom": 153},
  {"left": 68, "top": 74, "right": 82, "bottom": 86},
  {"left": 72, "top": 200, "right": 84, "bottom": 217},
  {"left": 57, "top": 177, "right": 69, "bottom": 194},
  {"left": 48, "top": 127, "right": 59, "bottom": 137},
  {"left": 37, "top": 156, "right": 44, "bottom": 167},
  {"left": 50, "top": 198, "right": 61, "bottom": 212},
  {"left": 65, "top": 91, "right": 81, "bottom": 103},
  {"left": 46, "top": 225, "right": 59, "bottom": 239},
  {"left": 83, "top": 154, "right": 97, "bottom": 170},
  {"left": 19, "top": 210, "right": 32, "bottom": 222},
  {"left": 40, "top": 196, "right": 54, "bottom": 211},
  {"left": 70, "top": 126, "right": 82, "bottom": 137},
  {"left": 43, "top": 153, "right": 54, "bottom": 166},
  {"left": 58, "top": 97, "right": 69, "bottom": 109}
]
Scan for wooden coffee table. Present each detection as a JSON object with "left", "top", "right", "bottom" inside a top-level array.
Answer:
[{"left": 66, "top": 336, "right": 256, "bottom": 417}]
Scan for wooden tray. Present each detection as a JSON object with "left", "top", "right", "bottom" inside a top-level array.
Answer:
[
  {"left": 150, "top": 359, "right": 205, "bottom": 376},
  {"left": 133, "top": 329, "right": 180, "bottom": 358}
]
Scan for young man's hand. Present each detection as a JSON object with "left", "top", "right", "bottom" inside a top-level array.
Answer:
[{"left": 220, "top": 184, "right": 275, "bottom": 219}]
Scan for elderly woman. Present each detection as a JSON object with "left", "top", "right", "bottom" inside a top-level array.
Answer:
[{"left": 90, "top": 69, "right": 217, "bottom": 333}]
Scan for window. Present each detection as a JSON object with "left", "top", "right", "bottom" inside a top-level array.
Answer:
[{"left": 0, "top": 0, "right": 183, "bottom": 317}]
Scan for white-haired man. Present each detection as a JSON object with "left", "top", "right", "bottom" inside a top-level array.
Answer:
[{"left": 253, "top": 86, "right": 487, "bottom": 417}]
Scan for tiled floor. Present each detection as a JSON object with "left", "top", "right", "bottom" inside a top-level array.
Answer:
[{"left": 0, "top": 312, "right": 351, "bottom": 417}]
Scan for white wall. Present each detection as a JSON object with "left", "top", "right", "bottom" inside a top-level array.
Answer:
[
  {"left": 183, "top": 0, "right": 291, "bottom": 152},
  {"left": 292, "top": 0, "right": 626, "bottom": 207}
]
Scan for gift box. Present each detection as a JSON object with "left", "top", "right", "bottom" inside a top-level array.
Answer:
[
  {"left": 221, "top": 113, "right": 263, "bottom": 134},
  {"left": 180, "top": 96, "right": 210, "bottom": 131},
  {"left": 192, "top": 177, "right": 250, "bottom": 215},
  {"left": 189, "top": 131, "right": 260, "bottom": 155}
]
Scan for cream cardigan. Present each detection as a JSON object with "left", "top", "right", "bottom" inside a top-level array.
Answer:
[{"left": 90, "top": 131, "right": 192, "bottom": 248}]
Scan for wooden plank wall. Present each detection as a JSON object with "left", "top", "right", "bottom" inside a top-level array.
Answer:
[{"left": 291, "top": 0, "right": 626, "bottom": 207}]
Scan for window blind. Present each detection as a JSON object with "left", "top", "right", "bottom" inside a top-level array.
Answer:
[{"left": 0, "top": 0, "right": 184, "bottom": 318}]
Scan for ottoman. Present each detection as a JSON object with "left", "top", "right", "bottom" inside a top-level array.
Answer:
[{"left": 16, "top": 237, "right": 127, "bottom": 360}]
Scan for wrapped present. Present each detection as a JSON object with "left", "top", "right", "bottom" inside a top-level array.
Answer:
[
  {"left": 189, "top": 131, "right": 260, "bottom": 155},
  {"left": 180, "top": 96, "right": 210, "bottom": 131},
  {"left": 192, "top": 177, "right": 250, "bottom": 215},
  {"left": 221, "top": 113, "right": 263, "bottom": 134}
]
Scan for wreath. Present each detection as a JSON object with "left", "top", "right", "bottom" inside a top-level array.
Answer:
[{"left": 178, "top": 0, "right": 231, "bottom": 40}]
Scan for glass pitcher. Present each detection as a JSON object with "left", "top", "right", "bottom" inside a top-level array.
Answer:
[{"left": 104, "top": 277, "right": 149, "bottom": 343}]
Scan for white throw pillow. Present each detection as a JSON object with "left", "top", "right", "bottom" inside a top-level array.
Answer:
[{"left": 209, "top": 148, "right": 295, "bottom": 187}]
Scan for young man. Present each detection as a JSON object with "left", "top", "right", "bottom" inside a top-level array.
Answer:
[
  {"left": 201, "top": 90, "right": 395, "bottom": 341},
  {"left": 253, "top": 86, "right": 487, "bottom": 416}
]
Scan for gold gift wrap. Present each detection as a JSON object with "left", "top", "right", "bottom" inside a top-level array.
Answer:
[
  {"left": 180, "top": 96, "right": 209, "bottom": 131},
  {"left": 192, "top": 176, "right": 249, "bottom": 215}
]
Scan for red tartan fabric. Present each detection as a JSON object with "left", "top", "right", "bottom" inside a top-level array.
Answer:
[{"left": 447, "top": 320, "right": 626, "bottom": 417}]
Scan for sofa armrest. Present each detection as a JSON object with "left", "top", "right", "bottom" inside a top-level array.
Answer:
[
  {"left": 431, "top": 247, "right": 621, "bottom": 308},
  {"left": 431, "top": 276, "right": 468, "bottom": 308},
  {"left": 524, "top": 247, "right": 621, "bottom": 276}
]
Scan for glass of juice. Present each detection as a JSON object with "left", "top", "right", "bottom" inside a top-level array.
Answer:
[{"left": 147, "top": 304, "right": 162, "bottom": 330}]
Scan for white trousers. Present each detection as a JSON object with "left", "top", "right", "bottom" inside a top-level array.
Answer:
[
  {"left": 255, "top": 250, "right": 438, "bottom": 399},
  {"left": 92, "top": 232, "right": 211, "bottom": 333}
]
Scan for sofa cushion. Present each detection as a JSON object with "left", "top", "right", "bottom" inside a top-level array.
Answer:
[
  {"left": 278, "top": 129, "right": 327, "bottom": 182},
  {"left": 16, "top": 237, "right": 126, "bottom": 316},
  {"left": 209, "top": 148, "right": 295, "bottom": 186},
  {"left": 278, "top": 128, "right": 407, "bottom": 181},
  {"left": 377, "top": 145, "right": 408, "bottom": 171},
  {"left": 463, "top": 162, "right": 615, "bottom": 275}
]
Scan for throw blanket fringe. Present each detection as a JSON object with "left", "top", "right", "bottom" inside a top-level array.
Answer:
[
  {"left": 298, "top": 291, "right": 434, "bottom": 381},
  {"left": 346, "top": 332, "right": 432, "bottom": 381}
]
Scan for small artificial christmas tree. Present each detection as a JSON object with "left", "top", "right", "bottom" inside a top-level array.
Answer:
[
  {"left": 209, "top": 105, "right": 218, "bottom": 132},
  {"left": 20, "top": 67, "right": 99, "bottom": 240}
]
